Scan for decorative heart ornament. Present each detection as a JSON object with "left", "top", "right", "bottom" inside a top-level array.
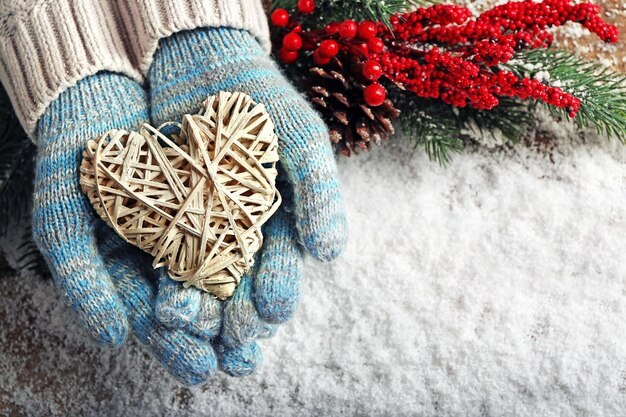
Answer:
[{"left": 79, "top": 92, "right": 281, "bottom": 300}]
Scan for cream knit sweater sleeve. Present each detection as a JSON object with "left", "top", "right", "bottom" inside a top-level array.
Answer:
[{"left": 0, "top": 0, "right": 270, "bottom": 139}]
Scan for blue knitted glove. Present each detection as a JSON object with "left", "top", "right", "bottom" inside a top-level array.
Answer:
[
  {"left": 32, "top": 73, "right": 218, "bottom": 384},
  {"left": 148, "top": 27, "right": 347, "bottom": 375}
]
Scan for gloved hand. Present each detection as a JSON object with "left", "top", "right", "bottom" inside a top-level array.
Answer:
[
  {"left": 147, "top": 26, "right": 347, "bottom": 375},
  {"left": 32, "top": 73, "right": 219, "bottom": 384}
]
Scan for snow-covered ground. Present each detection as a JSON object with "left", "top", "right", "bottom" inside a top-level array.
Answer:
[{"left": 1, "top": 110, "right": 626, "bottom": 416}]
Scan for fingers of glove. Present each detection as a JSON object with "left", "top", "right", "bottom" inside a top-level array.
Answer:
[
  {"left": 220, "top": 275, "right": 261, "bottom": 349},
  {"left": 147, "top": 28, "right": 347, "bottom": 261},
  {"left": 121, "top": 273, "right": 218, "bottom": 385},
  {"left": 254, "top": 195, "right": 304, "bottom": 324},
  {"left": 218, "top": 341, "right": 262, "bottom": 377},
  {"left": 258, "top": 323, "right": 278, "bottom": 339},
  {"left": 186, "top": 292, "right": 223, "bottom": 340},
  {"left": 154, "top": 274, "right": 223, "bottom": 340},
  {"left": 31, "top": 73, "right": 150, "bottom": 347},
  {"left": 155, "top": 275, "right": 202, "bottom": 329},
  {"left": 271, "top": 107, "right": 347, "bottom": 263},
  {"left": 99, "top": 234, "right": 218, "bottom": 385}
]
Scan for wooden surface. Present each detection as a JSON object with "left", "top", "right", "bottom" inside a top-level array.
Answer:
[{"left": 555, "top": 0, "right": 626, "bottom": 72}]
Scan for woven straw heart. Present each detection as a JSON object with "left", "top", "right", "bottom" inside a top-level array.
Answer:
[{"left": 79, "top": 92, "right": 281, "bottom": 300}]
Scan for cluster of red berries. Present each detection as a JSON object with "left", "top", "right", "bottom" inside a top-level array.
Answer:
[
  {"left": 270, "top": 0, "right": 618, "bottom": 117},
  {"left": 372, "top": 0, "right": 616, "bottom": 114},
  {"left": 479, "top": 0, "right": 618, "bottom": 43},
  {"left": 271, "top": 0, "right": 388, "bottom": 106},
  {"left": 388, "top": 0, "right": 617, "bottom": 46},
  {"left": 378, "top": 48, "right": 580, "bottom": 115}
]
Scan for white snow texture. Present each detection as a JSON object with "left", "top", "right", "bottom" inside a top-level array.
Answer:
[{"left": 1, "top": 111, "right": 626, "bottom": 416}]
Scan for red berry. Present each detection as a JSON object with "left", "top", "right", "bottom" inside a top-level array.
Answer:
[
  {"left": 362, "top": 60, "right": 383, "bottom": 81},
  {"left": 282, "top": 33, "right": 303, "bottom": 50},
  {"left": 313, "top": 50, "right": 331, "bottom": 65},
  {"left": 270, "top": 9, "right": 289, "bottom": 27},
  {"left": 358, "top": 21, "right": 377, "bottom": 39},
  {"left": 339, "top": 20, "right": 358, "bottom": 39},
  {"left": 279, "top": 47, "right": 298, "bottom": 63},
  {"left": 363, "top": 83, "right": 386, "bottom": 106},
  {"left": 354, "top": 43, "right": 369, "bottom": 56},
  {"left": 318, "top": 39, "right": 339, "bottom": 57},
  {"left": 367, "top": 37, "right": 384, "bottom": 53},
  {"left": 325, "top": 22, "right": 340, "bottom": 34},
  {"left": 297, "top": 0, "right": 315, "bottom": 14},
  {"left": 302, "top": 36, "right": 316, "bottom": 50}
]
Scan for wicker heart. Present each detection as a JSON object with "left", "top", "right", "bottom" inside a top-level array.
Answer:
[{"left": 79, "top": 92, "right": 281, "bottom": 300}]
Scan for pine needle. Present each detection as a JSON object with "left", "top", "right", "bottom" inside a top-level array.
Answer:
[
  {"left": 0, "top": 250, "right": 15, "bottom": 276},
  {"left": 0, "top": 86, "right": 47, "bottom": 279},
  {"left": 17, "top": 226, "right": 50, "bottom": 278},
  {"left": 271, "top": 0, "right": 428, "bottom": 26},
  {"left": 458, "top": 97, "right": 533, "bottom": 144},
  {"left": 397, "top": 96, "right": 464, "bottom": 165},
  {"left": 503, "top": 48, "right": 626, "bottom": 143},
  {"left": 0, "top": 87, "right": 35, "bottom": 236}
]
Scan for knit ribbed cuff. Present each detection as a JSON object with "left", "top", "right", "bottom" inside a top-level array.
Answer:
[
  {"left": 0, "top": 0, "right": 142, "bottom": 140},
  {"left": 118, "top": 0, "right": 271, "bottom": 75},
  {"left": 0, "top": 0, "right": 270, "bottom": 141}
]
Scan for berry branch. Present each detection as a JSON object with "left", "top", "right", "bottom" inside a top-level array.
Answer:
[
  {"left": 271, "top": 0, "right": 427, "bottom": 26},
  {"left": 270, "top": 0, "right": 623, "bottom": 159},
  {"left": 504, "top": 48, "right": 626, "bottom": 142}
]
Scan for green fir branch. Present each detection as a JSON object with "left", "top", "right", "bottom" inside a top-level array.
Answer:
[
  {"left": 271, "top": 0, "right": 428, "bottom": 26},
  {"left": 396, "top": 97, "right": 464, "bottom": 165},
  {"left": 17, "top": 226, "right": 50, "bottom": 278},
  {"left": 0, "top": 250, "right": 16, "bottom": 276},
  {"left": 0, "top": 87, "right": 35, "bottom": 236},
  {"left": 458, "top": 97, "right": 534, "bottom": 144},
  {"left": 503, "top": 48, "right": 626, "bottom": 142},
  {"left": 0, "top": 85, "right": 46, "bottom": 279}
]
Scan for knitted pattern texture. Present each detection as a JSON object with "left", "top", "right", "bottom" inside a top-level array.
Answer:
[
  {"left": 32, "top": 73, "right": 220, "bottom": 385},
  {"left": 147, "top": 27, "right": 347, "bottom": 373},
  {"left": 0, "top": 0, "right": 269, "bottom": 139}
]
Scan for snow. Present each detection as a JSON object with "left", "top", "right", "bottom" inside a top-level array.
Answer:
[
  {"left": 2, "top": 110, "right": 626, "bottom": 416},
  {"left": 2, "top": 0, "right": 626, "bottom": 413},
  {"left": 534, "top": 70, "right": 551, "bottom": 83},
  {"left": 461, "top": 119, "right": 506, "bottom": 148}
]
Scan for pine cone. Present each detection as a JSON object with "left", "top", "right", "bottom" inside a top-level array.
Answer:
[{"left": 307, "top": 60, "right": 400, "bottom": 156}]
